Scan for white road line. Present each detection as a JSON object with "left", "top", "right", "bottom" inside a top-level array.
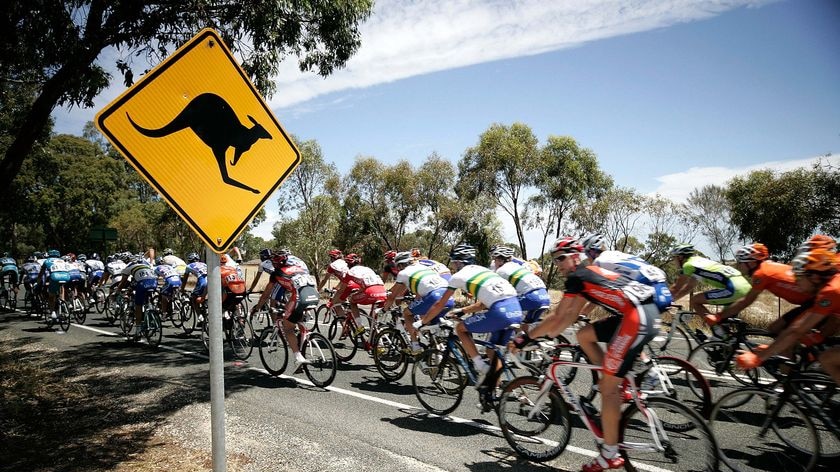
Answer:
[{"left": 23, "top": 311, "right": 677, "bottom": 471}]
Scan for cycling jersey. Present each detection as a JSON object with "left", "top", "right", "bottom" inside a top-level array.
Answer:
[
  {"left": 185, "top": 261, "right": 208, "bottom": 296},
  {"left": 68, "top": 261, "right": 85, "bottom": 281},
  {"left": 346, "top": 265, "right": 384, "bottom": 288},
  {"left": 1, "top": 257, "right": 18, "bottom": 280},
  {"left": 154, "top": 264, "right": 182, "bottom": 296},
  {"left": 495, "top": 261, "right": 546, "bottom": 295},
  {"left": 106, "top": 260, "right": 127, "bottom": 284},
  {"left": 85, "top": 259, "right": 105, "bottom": 278},
  {"left": 123, "top": 261, "right": 157, "bottom": 305},
  {"left": 811, "top": 274, "right": 840, "bottom": 318},
  {"left": 489, "top": 257, "right": 526, "bottom": 271},
  {"left": 22, "top": 261, "right": 41, "bottom": 283},
  {"left": 682, "top": 255, "right": 751, "bottom": 305},
  {"left": 220, "top": 265, "right": 246, "bottom": 309},
  {"left": 594, "top": 251, "right": 672, "bottom": 311},
  {"left": 396, "top": 264, "right": 449, "bottom": 297},
  {"left": 288, "top": 255, "right": 309, "bottom": 272},
  {"left": 162, "top": 255, "right": 187, "bottom": 276},
  {"left": 417, "top": 259, "right": 451, "bottom": 280},
  {"left": 448, "top": 265, "right": 518, "bottom": 308},
  {"left": 565, "top": 264, "right": 659, "bottom": 377},
  {"left": 44, "top": 257, "right": 72, "bottom": 293},
  {"left": 272, "top": 264, "right": 318, "bottom": 322},
  {"left": 327, "top": 259, "right": 349, "bottom": 280},
  {"left": 259, "top": 259, "right": 275, "bottom": 275},
  {"left": 346, "top": 265, "right": 387, "bottom": 305},
  {"left": 751, "top": 261, "right": 813, "bottom": 305}
]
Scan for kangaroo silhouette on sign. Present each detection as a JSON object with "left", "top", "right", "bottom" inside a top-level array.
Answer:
[{"left": 127, "top": 93, "right": 271, "bottom": 194}]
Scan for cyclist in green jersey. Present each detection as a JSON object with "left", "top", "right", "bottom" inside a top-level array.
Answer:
[{"left": 668, "top": 244, "right": 751, "bottom": 322}]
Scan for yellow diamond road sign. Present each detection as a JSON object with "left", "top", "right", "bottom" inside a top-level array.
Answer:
[{"left": 96, "top": 28, "right": 300, "bottom": 253}]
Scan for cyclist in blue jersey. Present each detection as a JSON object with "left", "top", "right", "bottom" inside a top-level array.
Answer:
[
  {"left": 154, "top": 257, "right": 182, "bottom": 319},
  {"left": 21, "top": 254, "right": 42, "bottom": 294},
  {"left": 116, "top": 254, "right": 158, "bottom": 338},
  {"left": 1, "top": 252, "right": 20, "bottom": 299},
  {"left": 182, "top": 253, "right": 208, "bottom": 314},
  {"left": 38, "top": 249, "right": 72, "bottom": 320}
]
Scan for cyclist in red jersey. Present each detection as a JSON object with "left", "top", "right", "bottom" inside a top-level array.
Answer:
[
  {"left": 381, "top": 250, "right": 400, "bottom": 283},
  {"left": 716, "top": 243, "right": 815, "bottom": 334},
  {"left": 738, "top": 249, "right": 840, "bottom": 385},
  {"left": 513, "top": 237, "right": 660, "bottom": 472},
  {"left": 328, "top": 254, "right": 387, "bottom": 333}
]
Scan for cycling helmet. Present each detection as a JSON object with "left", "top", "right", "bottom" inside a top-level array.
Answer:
[
  {"left": 119, "top": 252, "right": 131, "bottom": 263},
  {"left": 449, "top": 243, "right": 476, "bottom": 263},
  {"left": 259, "top": 248, "right": 272, "bottom": 261},
  {"left": 394, "top": 251, "right": 413, "bottom": 266},
  {"left": 490, "top": 245, "right": 515, "bottom": 260},
  {"left": 26, "top": 255, "right": 36, "bottom": 262},
  {"left": 186, "top": 252, "right": 200, "bottom": 263},
  {"left": 410, "top": 248, "right": 423, "bottom": 258},
  {"left": 344, "top": 253, "right": 361, "bottom": 266},
  {"left": 384, "top": 250, "right": 397, "bottom": 261},
  {"left": 163, "top": 248, "right": 174, "bottom": 256},
  {"left": 154, "top": 256, "right": 164, "bottom": 266},
  {"left": 91, "top": 253, "right": 100, "bottom": 261},
  {"left": 580, "top": 233, "right": 607, "bottom": 254},
  {"left": 62, "top": 255, "right": 71, "bottom": 262},
  {"left": 78, "top": 254, "right": 87, "bottom": 262},
  {"left": 48, "top": 249, "right": 61, "bottom": 258},
  {"left": 550, "top": 236, "right": 583, "bottom": 256},
  {"left": 734, "top": 243, "right": 769, "bottom": 263},
  {"left": 793, "top": 249, "right": 838, "bottom": 275},
  {"left": 271, "top": 250, "right": 289, "bottom": 265},
  {"left": 1, "top": 252, "right": 8, "bottom": 258},
  {"left": 668, "top": 244, "right": 696, "bottom": 258},
  {"left": 805, "top": 235, "right": 836, "bottom": 253}
]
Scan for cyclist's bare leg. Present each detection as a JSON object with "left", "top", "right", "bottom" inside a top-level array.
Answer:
[
  {"left": 403, "top": 307, "right": 419, "bottom": 343},
  {"left": 455, "top": 322, "right": 480, "bottom": 359},
  {"left": 577, "top": 323, "right": 605, "bottom": 366},
  {"left": 819, "top": 347, "right": 840, "bottom": 385},
  {"left": 600, "top": 373, "right": 623, "bottom": 445},
  {"left": 690, "top": 296, "right": 712, "bottom": 318},
  {"left": 282, "top": 318, "right": 301, "bottom": 354}
]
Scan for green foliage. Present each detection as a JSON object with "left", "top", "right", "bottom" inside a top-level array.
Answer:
[
  {"left": 686, "top": 185, "right": 739, "bottom": 261},
  {"left": 726, "top": 162, "right": 839, "bottom": 259}
]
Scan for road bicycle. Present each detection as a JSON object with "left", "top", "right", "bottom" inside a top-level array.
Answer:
[
  {"left": 103, "top": 285, "right": 128, "bottom": 326},
  {"left": 312, "top": 287, "right": 352, "bottom": 333},
  {"left": 686, "top": 317, "right": 774, "bottom": 389},
  {"left": 258, "top": 308, "right": 337, "bottom": 388},
  {"left": 709, "top": 356, "right": 839, "bottom": 472},
  {"left": 325, "top": 301, "right": 375, "bottom": 363},
  {"left": 67, "top": 288, "right": 87, "bottom": 325},
  {"left": 497, "top": 346, "right": 719, "bottom": 471},
  {"left": 0, "top": 278, "right": 18, "bottom": 312},
  {"left": 411, "top": 318, "right": 532, "bottom": 415},
  {"left": 43, "top": 290, "right": 72, "bottom": 332},
  {"left": 201, "top": 298, "right": 255, "bottom": 360},
  {"left": 119, "top": 289, "right": 163, "bottom": 347}
]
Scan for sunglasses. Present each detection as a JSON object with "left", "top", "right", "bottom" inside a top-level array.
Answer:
[{"left": 553, "top": 254, "right": 573, "bottom": 262}]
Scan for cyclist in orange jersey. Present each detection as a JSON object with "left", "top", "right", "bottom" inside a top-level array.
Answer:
[
  {"left": 715, "top": 243, "right": 815, "bottom": 334},
  {"left": 738, "top": 249, "right": 840, "bottom": 385}
]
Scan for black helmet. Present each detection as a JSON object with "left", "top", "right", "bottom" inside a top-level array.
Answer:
[
  {"left": 259, "top": 248, "right": 272, "bottom": 261},
  {"left": 449, "top": 243, "right": 476, "bottom": 264},
  {"left": 163, "top": 248, "right": 174, "bottom": 256}
]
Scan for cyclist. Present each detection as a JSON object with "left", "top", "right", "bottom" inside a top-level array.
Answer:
[
  {"left": 668, "top": 244, "right": 751, "bottom": 322},
  {"left": 101, "top": 253, "right": 127, "bottom": 289},
  {"left": 154, "top": 256, "right": 182, "bottom": 319},
  {"left": 738, "top": 248, "right": 840, "bottom": 385},
  {"left": 21, "top": 254, "right": 41, "bottom": 296},
  {"left": 252, "top": 250, "right": 319, "bottom": 371},
  {"left": 513, "top": 236, "right": 660, "bottom": 472},
  {"left": 84, "top": 253, "right": 105, "bottom": 293},
  {"left": 716, "top": 243, "right": 815, "bottom": 334},
  {"left": 381, "top": 250, "right": 400, "bottom": 283},
  {"left": 220, "top": 254, "right": 247, "bottom": 312},
  {"left": 422, "top": 243, "right": 523, "bottom": 388},
  {"left": 490, "top": 246, "right": 550, "bottom": 326},
  {"left": 327, "top": 253, "right": 387, "bottom": 334},
  {"left": 158, "top": 248, "right": 187, "bottom": 276},
  {"left": 316, "top": 249, "right": 346, "bottom": 293},
  {"left": 1, "top": 252, "right": 19, "bottom": 298},
  {"left": 247, "top": 248, "right": 276, "bottom": 294},
  {"left": 182, "top": 253, "right": 208, "bottom": 315},
  {"left": 116, "top": 254, "right": 158, "bottom": 339},
  {"left": 382, "top": 251, "right": 454, "bottom": 355},
  {"left": 38, "top": 249, "right": 72, "bottom": 321},
  {"left": 581, "top": 233, "right": 672, "bottom": 313},
  {"left": 66, "top": 253, "right": 87, "bottom": 306}
]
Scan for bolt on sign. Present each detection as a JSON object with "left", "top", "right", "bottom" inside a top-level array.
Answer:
[{"left": 96, "top": 28, "right": 300, "bottom": 252}]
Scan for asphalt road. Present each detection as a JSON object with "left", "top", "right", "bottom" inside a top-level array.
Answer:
[{"left": 1, "top": 294, "right": 833, "bottom": 472}]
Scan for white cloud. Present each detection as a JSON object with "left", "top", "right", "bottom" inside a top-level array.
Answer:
[
  {"left": 271, "top": 0, "right": 773, "bottom": 110},
  {"left": 650, "top": 154, "right": 839, "bottom": 202}
]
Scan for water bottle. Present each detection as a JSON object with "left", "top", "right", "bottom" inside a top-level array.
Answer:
[{"left": 579, "top": 396, "right": 602, "bottom": 429}]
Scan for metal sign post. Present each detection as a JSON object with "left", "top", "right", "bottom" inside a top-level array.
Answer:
[{"left": 206, "top": 248, "right": 226, "bottom": 472}]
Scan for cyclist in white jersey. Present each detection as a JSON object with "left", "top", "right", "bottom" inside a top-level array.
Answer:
[
  {"left": 161, "top": 248, "right": 187, "bottom": 276},
  {"left": 102, "top": 254, "right": 127, "bottom": 288},
  {"left": 491, "top": 246, "right": 550, "bottom": 325},
  {"left": 580, "top": 233, "right": 673, "bottom": 313},
  {"left": 382, "top": 251, "right": 455, "bottom": 354},
  {"left": 422, "top": 243, "right": 523, "bottom": 387},
  {"left": 83, "top": 254, "right": 105, "bottom": 291}
]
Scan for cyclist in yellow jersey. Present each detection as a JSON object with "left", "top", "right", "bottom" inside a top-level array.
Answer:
[{"left": 668, "top": 244, "right": 751, "bottom": 321}]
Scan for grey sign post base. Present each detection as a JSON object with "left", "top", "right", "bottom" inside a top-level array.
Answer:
[{"left": 206, "top": 248, "right": 226, "bottom": 472}]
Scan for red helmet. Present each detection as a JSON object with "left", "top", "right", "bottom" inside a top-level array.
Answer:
[
  {"left": 329, "top": 249, "right": 343, "bottom": 260},
  {"left": 344, "top": 253, "right": 361, "bottom": 266},
  {"left": 551, "top": 236, "right": 583, "bottom": 256},
  {"left": 384, "top": 250, "right": 397, "bottom": 260},
  {"left": 410, "top": 248, "right": 422, "bottom": 258}
]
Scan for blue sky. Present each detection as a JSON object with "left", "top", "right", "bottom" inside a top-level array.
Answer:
[{"left": 53, "top": 0, "right": 840, "bottom": 250}]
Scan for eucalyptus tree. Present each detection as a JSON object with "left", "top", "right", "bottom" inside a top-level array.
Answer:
[
  {"left": 458, "top": 122, "right": 541, "bottom": 257},
  {"left": 1, "top": 0, "right": 374, "bottom": 189}
]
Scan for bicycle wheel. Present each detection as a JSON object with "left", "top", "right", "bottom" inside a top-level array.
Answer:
[
  {"left": 709, "top": 387, "right": 817, "bottom": 472},
  {"left": 301, "top": 307, "right": 318, "bottom": 333},
  {"left": 104, "top": 295, "right": 118, "bottom": 325},
  {"left": 169, "top": 297, "right": 184, "bottom": 328},
  {"left": 372, "top": 327, "right": 409, "bottom": 382},
  {"left": 635, "top": 356, "right": 712, "bottom": 419},
  {"left": 313, "top": 304, "right": 331, "bottom": 333},
  {"left": 327, "top": 316, "right": 358, "bottom": 363},
  {"left": 0, "top": 288, "right": 8, "bottom": 312},
  {"left": 302, "top": 332, "right": 337, "bottom": 387},
  {"left": 621, "top": 396, "right": 718, "bottom": 472},
  {"left": 93, "top": 288, "right": 106, "bottom": 313},
  {"left": 258, "top": 327, "right": 289, "bottom": 376},
  {"left": 73, "top": 297, "right": 86, "bottom": 324},
  {"left": 649, "top": 323, "right": 693, "bottom": 359},
  {"left": 229, "top": 315, "right": 255, "bottom": 360},
  {"left": 201, "top": 321, "right": 210, "bottom": 353},
  {"left": 687, "top": 340, "right": 738, "bottom": 383},
  {"left": 57, "top": 300, "right": 71, "bottom": 331},
  {"left": 497, "top": 376, "right": 571, "bottom": 462},
  {"left": 791, "top": 375, "right": 840, "bottom": 461},
  {"left": 412, "top": 349, "right": 464, "bottom": 415},
  {"left": 181, "top": 304, "right": 196, "bottom": 335},
  {"left": 144, "top": 309, "right": 163, "bottom": 347},
  {"left": 119, "top": 309, "right": 134, "bottom": 336}
]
